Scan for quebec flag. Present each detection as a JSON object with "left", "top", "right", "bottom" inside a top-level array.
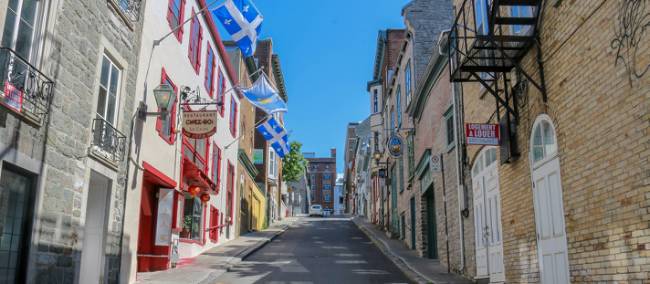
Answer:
[
  {"left": 241, "top": 74, "right": 288, "bottom": 114},
  {"left": 213, "top": 0, "right": 263, "bottom": 57},
  {"left": 256, "top": 117, "right": 290, "bottom": 158}
]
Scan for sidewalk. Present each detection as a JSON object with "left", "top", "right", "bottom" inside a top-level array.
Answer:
[
  {"left": 352, "top": 217, "right": 473, "bottom": 284},
  {"left": 136, "top": 218, "right": 295, "bottom": 284}
]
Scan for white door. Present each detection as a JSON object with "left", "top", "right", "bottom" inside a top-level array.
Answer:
[
  {"left": 530, "top": 115, "right": 570, "bottom": 284},
  {"left": 472, "top": 147, "right": 505, "bottom": 282},
  {"left": 79, "top": 171, "right": 112, "bottom": 284}
]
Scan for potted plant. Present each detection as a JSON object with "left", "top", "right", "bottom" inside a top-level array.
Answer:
[{"left": 180, "top": 216, "right": 192, "bottom": 238}]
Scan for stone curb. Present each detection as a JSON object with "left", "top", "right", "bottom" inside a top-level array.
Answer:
[
  {"left": 197, "top": 223, "right": 291, "bottom": 284},
  {"left": 352, "top": 217, "right": 435, "bottom": 284}
]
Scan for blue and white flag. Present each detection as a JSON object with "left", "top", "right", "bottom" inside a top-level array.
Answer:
[
  {"left": 241, "top": 74, "right": 288, "bottom": 114},
  {"left": 256, "top": 117, "right": 289, "bottom": 158},
  {"left": 213, "top": 0, "right": 263, "bottom": 57}
]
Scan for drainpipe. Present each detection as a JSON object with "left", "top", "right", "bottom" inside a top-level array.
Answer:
[
  {"left": 452, "top": 81, "right": 466, "bottom": 271},
  {"left": 440, "top": 153, "right": 451, "bottom": 274}
]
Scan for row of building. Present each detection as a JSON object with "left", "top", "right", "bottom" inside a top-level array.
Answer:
[
  {"left": 0, "top": 1, "right": 294, "bottom": 283},
  {"left": 345, "top": 0, "right": 648, "bottom": 283}
]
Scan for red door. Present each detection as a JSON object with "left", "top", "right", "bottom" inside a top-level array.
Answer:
[{"left": 137, "top": 182, "right": 170, "bottom": 272}]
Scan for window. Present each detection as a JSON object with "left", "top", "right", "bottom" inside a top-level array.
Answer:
[
  {"left": 474, "top": 0, "right": 489, "bottom": 35},
  {"left": 229, "top": 98, "right": 238, "bottom": 137},
  {"left": 226, "top": 162, "right": 235, "bottom": 223},
  {"left": 324, "top": 191, "right": 331, "bottom": 202},
  {"left": 444, "top": 107, "right": 455, "bottom": 148},
  {"left": 268, "top": 148, "right": 277, "bottom": 177},
  {"left": 372, "top": 90, "right": 379, "bottom": 113},
  {"left": 1, "top": 0, "right": 47, "bottom": 62},
  {"left": 405, "top": 60, "right": 412, "bottom": 105},
  {"left": 396, "top": 86, "right": 402, "bottom": 128},
  {"left": 212, "top": 144, "right": 222, "bottom": 190},
  {"left": 205, "top": 46, "right": 216, "bottom": 97},
  {"left": 156, "top": 69, "right": 178, "bottom": 144},
  {"left": 182, "top": 194, "right": 203, "bottom": 241},
  {"left": 531, "top": 118, "right": 557, "bottom": 164},
  {"left": 399, "top": 158, "right": 405, "bottom": 193},
  {"left": 217, "top": 70, "right": 225, "bottom": 116},
  {"left": 407, "top": 134, "right": 415, "bottom": 176},
  {"left": 166, "top": 0, "right": 185, "bottom": 41},
  {"left": 310, "top": 190, "right": 316, "bottom": 202},
  {"left": 188, "top": 9, "right": 203, "bottom": 73},
  {"left": 96, "top": 55, "right": 121, "bottom": 125},
  {"left": 183, "top": 137, "right": 209, "bottom": 172},
  {"left": 209, "top": 206, "right": 219, "bottom": 242},
  {"left": 323, "top": 184, "right": 332, "bottom": 190},
  {"left": 323, "top": 173, "right": 331, "bottom": 180}
]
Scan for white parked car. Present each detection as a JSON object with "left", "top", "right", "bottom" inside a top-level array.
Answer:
[{"left": 309, "top": 204, "right": 324, "bottom": 217}]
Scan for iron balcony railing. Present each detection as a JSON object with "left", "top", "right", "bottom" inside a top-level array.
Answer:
[
  {"left": 91, "top": 118, "right": 127, "bottom": 163},
  {"left": 113, "top": 0, "right": 141, "bottom": 22},
  {"left": 448, "top": 0, "right": 541, "bottom": 82},
  {"left": 0, "top": 47, "right": 55, "bottom": 125}
]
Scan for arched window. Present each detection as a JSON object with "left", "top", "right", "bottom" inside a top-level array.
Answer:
[{"left": 530, "top": 115, "right": 558, "bottom": 165}]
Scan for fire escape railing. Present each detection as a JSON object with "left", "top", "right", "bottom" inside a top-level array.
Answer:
[
  {"left": 0, "top": 47, "right": 55, "bottom": 126},
  {"left": 448, "top": 0, "right": 546, "bottom": 162},
  {"left": 113, "top": 0, "right": 141, "bottom": 22}
]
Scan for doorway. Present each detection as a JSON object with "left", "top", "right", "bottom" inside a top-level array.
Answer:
[
  {"left": 530, "top": 115, "right": 570, "bottom": 284},
  {"left": 0, "top": 164, "right": 35, "bottom": 284},
  {"left": 425, "top": 187, "right": 437, "bottom": 259},
  {"left": 79, "top": 171, "right": 112, "bottom": 283},
  {"left": 472, "top": 147, "right": 505, "bottom": 282},
  {"left": 410, "top": 197, "right": 416, "bottom": 249}
]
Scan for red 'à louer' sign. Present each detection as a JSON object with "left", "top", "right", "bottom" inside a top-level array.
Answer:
[{"left": 465, "top": 123, "right": 500, "bottom": 146}]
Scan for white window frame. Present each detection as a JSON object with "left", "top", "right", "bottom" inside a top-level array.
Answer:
[
  {"left": 1, "top": 0, "right": 49, "bottom": 65},
  {"left": 268, "top": 147, "right": 277, "bottom": 178},
  {"left": 96, "top": 54, "right": 122, "bottom": 126}
]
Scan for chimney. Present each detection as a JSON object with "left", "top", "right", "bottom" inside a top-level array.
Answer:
[{"left": 330, "top": 148, "right": 337, "bottom": 158}]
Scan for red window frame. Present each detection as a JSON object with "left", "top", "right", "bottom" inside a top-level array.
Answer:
[
  {"left": 156, "top": 69, "right": 178, "bottom": 144},
  {"left": 166, "top": 0, "right": 185, "bottom": 41},
  {"left": 226, "top": 162, "right": 235, "bottom": 224},
  {"left": 211, "top": 144, "right": 222, "bottom": 193},
  {"left": 217, "top": 70, "right": 225, "bottom": 116},
  {"left": 182, "top": 136, "right": 210, "bottom": 174},
  {"left": 229, "top": 98, "right": 238, "bottom": 137},
  {"left": 209, "top": 206, "right": 219, "bottom": 242},
  {"left": 204, "top": 45, "right": 216, "bottom": 98},
  {"left": 188, "top": 9, "right": 203, "bottom": 74}
]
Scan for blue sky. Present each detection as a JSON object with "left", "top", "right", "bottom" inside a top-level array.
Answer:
[{"left": 217, "top": 0, "right": 410, "bottom": 173}]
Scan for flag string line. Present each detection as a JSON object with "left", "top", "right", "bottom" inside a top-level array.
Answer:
[
  {"left": 224, "top": 113, "right": 273, "bottom": 149},
  {"left": 154, "top": 0, "right": 225, "bottom": 46}
]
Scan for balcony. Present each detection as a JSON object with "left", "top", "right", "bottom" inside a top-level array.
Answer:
[
  {"left": 448, "top": 0, "right": 542, "bottom": 82},
  {"left": 90, "top": 118, "right": 127, "bottom": 167},
  {"left": 0, "top": 47, "right": 55, "bottom": 126},
  {"left": 111, "top": 0, "right": 141, "bottom": 23}
]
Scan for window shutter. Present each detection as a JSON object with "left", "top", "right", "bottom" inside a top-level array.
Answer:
[
  {"left": 178, "top": 0, "right": 186, "bottom": 39},
  {"left": 167, "top": 0, "right": 174, "bottom": 25},
  {"left": 196, "top": 27, "right": 203, "bottom": 72}
]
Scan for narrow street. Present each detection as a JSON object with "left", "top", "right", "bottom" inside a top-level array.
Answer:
[{"left": 212, "top": 217, "right": 411, "bottom": 284}]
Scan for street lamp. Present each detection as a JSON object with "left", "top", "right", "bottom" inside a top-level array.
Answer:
[{"left": 138, "top": 83, "right": 176, "bottom": 119}]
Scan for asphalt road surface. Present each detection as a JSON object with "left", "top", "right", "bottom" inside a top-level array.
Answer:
[{"left": 212, "top": 217, "right": 411, "bottom": 284}]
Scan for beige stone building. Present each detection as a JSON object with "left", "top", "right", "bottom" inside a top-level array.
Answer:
[{"left": 449, "top": 0, "right": 649, "bottom": 282}]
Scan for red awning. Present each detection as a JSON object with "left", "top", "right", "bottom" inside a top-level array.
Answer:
[{"left": 182, "top": 158, "right": 216, "bottom": 192}]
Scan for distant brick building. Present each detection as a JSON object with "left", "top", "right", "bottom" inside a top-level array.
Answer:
[{"left": 306, "top": 149, "right": 337, "bottom": 212}]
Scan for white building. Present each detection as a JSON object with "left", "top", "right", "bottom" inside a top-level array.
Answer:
[
  {"left": 334, "top": 175, "right": 344, "bottom": 215},
  {"left": 121, "top": 1, "right": 241, "bottom": 282}
]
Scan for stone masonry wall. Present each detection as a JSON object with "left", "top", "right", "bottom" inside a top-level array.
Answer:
[{"left": 27, "top": 1, "right": 143, "bottom": 283}]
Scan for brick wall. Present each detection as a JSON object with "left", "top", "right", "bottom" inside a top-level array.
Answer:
[{"left": 455, "top": 0, "right": 650, "bottom": 282}]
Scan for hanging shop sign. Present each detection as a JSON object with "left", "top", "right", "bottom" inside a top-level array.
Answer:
[
  {"left": 182, "top": 111, "right": 218, "bottom": 139},
  {"left": 465, "top": 123, "right": 500, "bottom": 146},
  {"left": 387, "top": 134, "right": 403, "bottom": 158},
  {"left": 253, "top": 149, "right": 264, "bottom": 165}
]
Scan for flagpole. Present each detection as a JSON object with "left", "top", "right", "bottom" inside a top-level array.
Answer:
[
  {"left": 154, "top": 0, "right": 225, "bottom": 46},
  {"left": 224, "top": 113, "right": 273, "bottom": 149}
]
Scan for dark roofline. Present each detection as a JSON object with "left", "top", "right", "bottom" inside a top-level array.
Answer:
[{"left": 271, "top": 54, "right": 288, "bottom": 102}]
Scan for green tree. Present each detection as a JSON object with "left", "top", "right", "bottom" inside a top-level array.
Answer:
[{"left": 282, "top": 141, "right": 308, "bottom": 182}]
